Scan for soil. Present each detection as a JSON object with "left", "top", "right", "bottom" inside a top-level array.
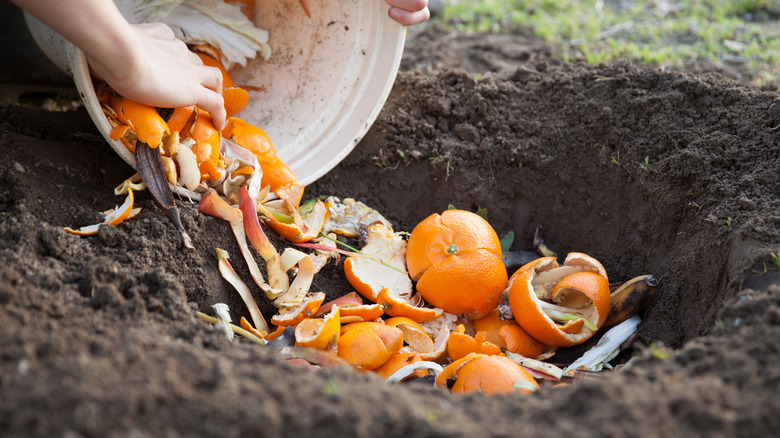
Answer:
[{"left": 2, "top": 24, "right": 780, "bottom": 438}]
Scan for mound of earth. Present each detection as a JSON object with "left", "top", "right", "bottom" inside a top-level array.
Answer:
[{"left": 1, "top": 26, "right": 779, "bottom": 437}]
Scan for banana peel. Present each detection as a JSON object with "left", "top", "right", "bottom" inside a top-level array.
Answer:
[
  {"left": 135, "top": 141, "right": 194, "bottom": 249},
  {"left": 603, "top": 275, "right": 658, "bottom": 330}
]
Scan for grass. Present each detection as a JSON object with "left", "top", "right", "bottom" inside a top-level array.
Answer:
[{"left": 436, "top": 0, "right": 780, "bottom": 89}]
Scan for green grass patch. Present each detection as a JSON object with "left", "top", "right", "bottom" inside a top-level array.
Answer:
[{"left": 437, "top": 0, "right": 780, "bottom": 89}]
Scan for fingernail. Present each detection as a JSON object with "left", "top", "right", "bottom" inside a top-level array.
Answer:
[{"left": 389, "top": 7, "right": 403, "bottom": 21}]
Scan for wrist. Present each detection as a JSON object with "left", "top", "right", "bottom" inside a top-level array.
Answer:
[{"left": 87, "top": 22, "right": 148, "bottom": 92}]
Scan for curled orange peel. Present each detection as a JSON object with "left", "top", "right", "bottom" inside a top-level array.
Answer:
[
  {"left": 337, "top": 303, "right": 385, "bottom": 322},
  {"left": 385, "top": 317, "right": 436, "bottom": 356},
  {"left": 336, "top": 321, "right": 404, "bottom": 370},
  {"left": 240, "top": 317, "right": 268, "bottom": 340},
  {"left": 376, "top": 288, "right": 443, "bottom": 323},
  {"left": 343, "top": 223, "right": 412, "bottom": 302},
  {"left": 452, "top": 355, "right": 540, "bottom": 395},
  {"left": 435, "top": 352, "right": 484, "bottom": 387},
  {"left": 376, "top": 353, "right": 426, "bottom": 381},
  {"left": 223, "top": 87, "right": 250, "bottom": 117},
  {"left": 271, "top": 291, "right": 325, "bottom": 327},
  {"left": 294, "top": 307, "right": 341, "bottom": 351},
  {"left": 64, "top": 188, "right": 136, "bottom": 236},
  {"left": 262, "top": 199, "right": 326, "bottom": 243},
  {"left": 109, "top": 96, "right": 169, "bottom": 147},
  {"left": 508, "top": 257, "right": 611, "bottom": 347},
  {"left": 446, "top": 324, "right": 501, "bottom": 361},
  {"left": 419, "top": 322, "right": 450, "bottom": 362}
]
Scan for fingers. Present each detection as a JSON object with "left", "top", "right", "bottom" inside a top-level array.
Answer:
[
  {"left": 196, "top": 89, "right": 227, "bottom": 131},
  {"left": 388, "top": 7, "right": 430, "bottom": 25},
  {"left": 386, "top": 0, "right": 428, "bottom": 11},
  {"left": 200, "top": 64, "right": 224, "bottom": 94},
  {"left": 386, "top": 0, "right": 430, "bottom": 26}
]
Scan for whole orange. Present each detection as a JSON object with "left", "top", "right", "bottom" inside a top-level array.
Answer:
[{"left": 405, "top": 209, "right": 508, "bottom": 318}]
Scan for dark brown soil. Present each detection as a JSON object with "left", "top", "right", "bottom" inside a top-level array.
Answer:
[{"left": 2, "top": 25, "right": 780, "bottom": 437}]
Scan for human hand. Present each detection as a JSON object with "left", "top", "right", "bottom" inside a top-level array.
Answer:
[
  {"left": 386, "top": 0, "right": 430, "bottom": 26},
  {"left": 89, "top": 22, "right": 227, "bottom": 130}
]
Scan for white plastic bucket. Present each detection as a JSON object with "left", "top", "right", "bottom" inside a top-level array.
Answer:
[{"left": 24, "top": 0, "right": 406, "bottom": 187}]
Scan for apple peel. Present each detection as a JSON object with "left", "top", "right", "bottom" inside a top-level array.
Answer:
[
  {"left": 200, "top": 190, "right": 277, "bottom": 297},
  {"left": 238, "top": 185, "right": 289, "bottom": 291},
  {"left": 274, "top": 248, "right": 316, "bottom": 310},
  {"left": 216, "top": 248, "right": 270, "bottom": 333}
]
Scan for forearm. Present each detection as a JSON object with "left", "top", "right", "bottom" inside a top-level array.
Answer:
[{"left": 12, "top": 0, "right": 141, "bottom": 84}]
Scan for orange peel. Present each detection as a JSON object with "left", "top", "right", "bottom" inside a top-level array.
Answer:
[
  {"left": 222, "top": 117, "right": 276, "bottom": 158},
  {"left": 508, "top": 254, "right": 611, "bottom": 347},
  {"left": 271, "top": 292, "right": 326, "bottom": 327},
  {"left": 451, "top": 354, "right": 540, "bottom": 395},
  {"left": 64, "top": 188, "right": 136, "bottom": 236},
  {"left": 375, "top": 353, "right": 425, "bottom": 380},
  {"left": 337, "top": 321, "right": 403, "bottom": 370},
  {"left": 223, "top": 87, "right": 250, "bottom": 117},
  {"left": 344, "top": 222, "right": 413, "bottom": 302},
  {"left": 376, "top": 288, "right": 443, "bottom": 323},
  {"left": 108, "top": 95, "right": 169, "bottom": 147},
  {"left": 294, "top": 307, "right": 341, "bottom": 351},
  {"left": 263, "top": 199, "right": 326, "bottom": 243},
  {"left": 385, "top": 317, "right": 436, "bottom": 356},
  {"left": 239, "top": 317, "right": 268, "bottom": 340},
  {"left": 446, "top": 324, "right": 502, "bottom": 361},
  {"left": 473, "top": 309, "right": 548, "bottom": 359},
  {"left": 337, "top": 304, "right": 385, "bottom": 322}
]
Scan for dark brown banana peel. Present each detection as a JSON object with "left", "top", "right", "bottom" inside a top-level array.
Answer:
[
  {"left": 502, "top": 225, "right": 559, "bottom": 272},
  {"left": 602, "top": 274, "right": 658, "bottom": 330},
  {"left": 534, "top": 225, "right": 557, "bottom": 258},
  {"left": 135, "top": 141, "right": 194, "bottom": 249},
  {"left": 501, "top": 250, "right": 540, "bottom": 272}
]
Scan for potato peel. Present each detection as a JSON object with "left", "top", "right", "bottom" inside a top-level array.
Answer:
[{"left": 174, "top": 141, "right": 201, "bottom": 192}]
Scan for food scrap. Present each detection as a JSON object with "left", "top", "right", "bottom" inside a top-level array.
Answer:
[
  {"left": 64, "top": 188, "right": 139, "bottom": 236},
  {"left": 66, "top": 1, "right": 662, "bottom": 397},
  {"left": 197, "top": 198, "right": 658, "bottom": 395}
]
